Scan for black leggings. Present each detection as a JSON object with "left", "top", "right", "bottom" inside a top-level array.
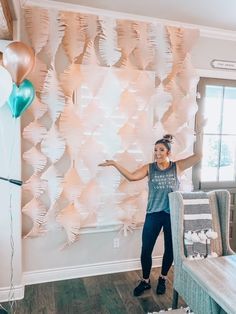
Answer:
[{"left": 141, "top": 211, "right": 173, "bottom": 279}]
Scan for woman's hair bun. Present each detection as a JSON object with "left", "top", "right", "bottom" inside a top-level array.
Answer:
[
  {"left": 163, "top": 134, "right": 174, "bottom": 143},
  {"left": 154, "top": 134, "right": 173, "bottom": 149}
]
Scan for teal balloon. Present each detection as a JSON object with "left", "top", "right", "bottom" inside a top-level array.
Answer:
[{"left": 8, "top": 79, "right": 35, "bottom": 118}]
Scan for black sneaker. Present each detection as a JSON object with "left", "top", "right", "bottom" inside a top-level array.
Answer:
[
  {"left": 156, "top": 276, "right": 166, "bottom": 295},
  {"left": 133, "top": 279, "right": 151, "bottom": 296}
]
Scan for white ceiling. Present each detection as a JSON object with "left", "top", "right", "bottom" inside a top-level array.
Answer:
[{"left": 47, "top": 0, "right": 236, "bottom": 31}]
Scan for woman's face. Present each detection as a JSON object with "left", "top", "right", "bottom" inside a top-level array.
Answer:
[{"left": 154, "top": 143, "right": 170, "bottom": 163}]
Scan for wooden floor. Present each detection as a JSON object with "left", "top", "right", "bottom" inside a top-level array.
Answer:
[{"left": 2, "top": 267, "right": 186, "bottom": 314}]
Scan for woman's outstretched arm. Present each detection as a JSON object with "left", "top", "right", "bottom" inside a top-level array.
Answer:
[
  {"left": 176, "top": 129, "right": 203, "bottom": 173},
  {"left": 98, "top": 160, "right": 148, "bottom": 181},
  {"left": 176, "top": 151, "right": 202, "bottom": 173}
]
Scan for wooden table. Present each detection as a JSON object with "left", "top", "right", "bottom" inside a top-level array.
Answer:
[{"left": 183, "top": 255, "right": 236, "bottom": 314}]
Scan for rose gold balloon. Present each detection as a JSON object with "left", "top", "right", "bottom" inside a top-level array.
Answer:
[{"left": 3, "top": 41, "right": 35, "bottom": 85}]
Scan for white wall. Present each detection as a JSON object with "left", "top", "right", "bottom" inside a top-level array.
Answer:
[
  {"left": 192, "top": 36, "right": 236, "bottom": 71},
  {"left": 23, "top": 228, "right": 164, "bottom": 284}
]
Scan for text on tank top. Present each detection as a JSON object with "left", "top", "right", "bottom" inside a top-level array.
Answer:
[{"left": 146, "top": 161, "right": 179, "bottom": 214}]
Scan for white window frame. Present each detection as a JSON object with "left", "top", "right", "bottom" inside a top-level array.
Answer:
[{"left": 193, "top": 69, "right": 236, "bottom": 191}]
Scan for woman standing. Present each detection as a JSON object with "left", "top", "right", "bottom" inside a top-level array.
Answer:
[{"left": 98, "top": 134, "right": 202, "bottom": 296}]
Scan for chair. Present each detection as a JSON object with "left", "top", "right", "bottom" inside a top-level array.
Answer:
[{"left": 169, "top": 189, "right": 235, "bottom": 314}]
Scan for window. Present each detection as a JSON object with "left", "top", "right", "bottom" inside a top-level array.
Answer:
[{"left": 194, "top": 78, "right": 236, "bottom": 189}]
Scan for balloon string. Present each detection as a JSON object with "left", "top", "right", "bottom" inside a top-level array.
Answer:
[
  {"left": 6, "top": 118, "right": 18, "bottom": 313},
  {"left": 7, "top": 119, "right": 18, "bottom": 179},
  {"left": 8, "top": 189, "right": 17, "bottom": 314}
]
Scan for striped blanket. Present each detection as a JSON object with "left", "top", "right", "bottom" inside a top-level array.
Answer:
[{"left": 182, "top": 192, "right": 218, "bottom": 259}]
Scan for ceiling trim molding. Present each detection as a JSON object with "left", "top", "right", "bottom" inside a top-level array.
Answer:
[
  {"left": 197, "top": 68, "right": 236, "bottom": 80},
  {"left": 21, "top": 0, "right": 236, "bottom": 41}
]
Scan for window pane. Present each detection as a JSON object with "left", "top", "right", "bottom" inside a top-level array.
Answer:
[
  {"left": 201, "top": 135, "right": 220, "bottom": 182},
  {"left": 219, "top": 135, "right": 236, "bottom": 181},
  {"left": 203, "top": 85, "right": 223, "bottom": 134},
  {"left": 222, "top": 87, "right": 236, "bottom": 134}
]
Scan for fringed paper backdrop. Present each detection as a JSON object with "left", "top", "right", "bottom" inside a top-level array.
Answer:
[{"left": 22, "top": 6, "right": 199, "bottom": 247}]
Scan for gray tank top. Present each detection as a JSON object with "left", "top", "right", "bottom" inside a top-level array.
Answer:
[{"left": 146, "top": 161, "right": 179, "bottom": 214}]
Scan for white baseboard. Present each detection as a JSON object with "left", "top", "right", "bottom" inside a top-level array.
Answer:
[
  {"left": 23, "top": 255, "right": 163, "bottom": 286},
  {"left": 0, "top": 256, "right": 162, "bottom": 301},
  {"left": 0, "top": 285, "right": 24, "bottom": 302}
]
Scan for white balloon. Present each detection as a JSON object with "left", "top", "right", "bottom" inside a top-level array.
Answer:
[{"left": 0, "top": 65, "right": 12, "bottom": 107}]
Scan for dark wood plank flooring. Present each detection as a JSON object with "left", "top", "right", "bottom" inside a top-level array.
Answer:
[{"left": 2, "top": 267, "right": 186, "bottom": 314}]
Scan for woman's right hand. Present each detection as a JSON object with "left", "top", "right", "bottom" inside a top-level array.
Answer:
[
  {"left": 98, "top": 160, "right": 116, "bottom": 167},
  {"left": 98, "top": 160, "right": 148, "bottom": 181}
]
